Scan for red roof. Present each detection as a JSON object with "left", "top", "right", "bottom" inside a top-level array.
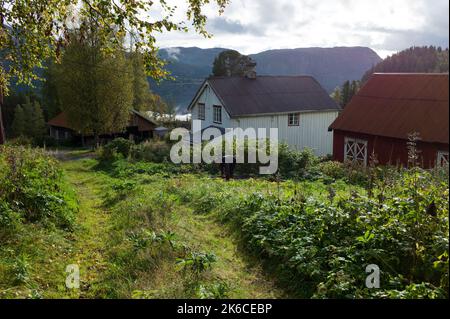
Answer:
[
  {"left": 329, "top": 73, "right": 449, "bottom": 144},
  {"left": 47, "top": 112, "right": 73, "bottom": 130}
]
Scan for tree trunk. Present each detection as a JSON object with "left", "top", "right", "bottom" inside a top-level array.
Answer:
[
  {"left": 94, "top": 131, "right": 99, "bottom": 149},
  {"left": 0, "top": 87, "right": 5, "bottom": 144}
]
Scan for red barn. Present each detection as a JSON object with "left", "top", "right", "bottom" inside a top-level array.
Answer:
[{"left": 329, "top": 73, "right": 449, "bottom": 168}]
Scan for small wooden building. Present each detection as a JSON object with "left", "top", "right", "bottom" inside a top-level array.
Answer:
[
  {"left": 329, "top": 73, "right": 449, "bottom": 168},
  {"left": 48, "top": 110, "right": 157, "bottom": 144}
]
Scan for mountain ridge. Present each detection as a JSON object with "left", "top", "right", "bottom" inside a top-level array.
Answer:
[{"left": 149, "top": 46, "right": 382, "bottom": 113}]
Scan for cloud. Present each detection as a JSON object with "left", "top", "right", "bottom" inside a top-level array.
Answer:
[
  {"left": 162, "top": 47, "right": 181, "bottom": 60},
  {"left": 207, "top": 17, "right": 266, "bottom": 36},
  {"left": 154, "top": 0, "right": 449, "bottom": 57}
]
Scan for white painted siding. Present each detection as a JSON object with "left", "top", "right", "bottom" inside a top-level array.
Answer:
[
  {"left": 189, "top": 81, "right": 339, "bottom": 156},
  {"left": 190, "top": 83, "right": 232, "bottom": 132},
  {"left": 230, "top": 112, "right": 338, "bottom": 156}
]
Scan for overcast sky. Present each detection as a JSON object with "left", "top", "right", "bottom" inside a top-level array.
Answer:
[{"left": 153, "top": 0, "right": 449, "bottom": 58}]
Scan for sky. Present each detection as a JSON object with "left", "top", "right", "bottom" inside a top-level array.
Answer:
[{"left": 152, "top": 0, "right": 449, "bottom": 58}]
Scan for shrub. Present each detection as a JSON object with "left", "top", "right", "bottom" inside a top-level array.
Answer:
[
  {"left": 278, "top": 144, "right": 319, "bottom": 179},
  {"left": 176, "top": 251, "right": 217, "bottom": 275},
  {"left": 130, "top": 140, "right": 171, "bottom": 163},
  {"left": 319, "top": 161, "right": 346, "bottom": 180},
  {"left": 224, "top": 169, "right": 449, "bottom": 298},
  {"left": 6, "top": 136, "right": 33, "bottom": 147},
  {"left": 0, "top": 146, "right": 78, "bottom": 231},
  {"left": 100, "top": 138, "right": 135, "bottom": 161}
]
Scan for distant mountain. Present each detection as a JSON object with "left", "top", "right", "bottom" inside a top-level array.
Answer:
[
  {"left": 251, "top": 47, "right": 381, "bottom": 92},
  {"left": 150, "top": 46, "right": 382, "bottom": 113},
  {"left": 362, "top": 46, "right": 449, "bottom": 83},
  {"left": 149, "top": 47, "right": 227, "bottom": 112}
]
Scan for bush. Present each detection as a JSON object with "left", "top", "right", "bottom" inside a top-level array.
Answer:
[
  {"left": 223, "top": 169, "right": 449, "bottom": 298},
  {"left": 278, "top": 144, "right": 319, "bottom": 179},
  {"left": 319, "top": 161, "right": 346, "bottom": 180},
  {"left": 0, "top": 146, "right": 78, "bottom": 232},
  {"left": 99, "top": 138, "right": 135, "bottom": 162},
  {"left": 130, "top": 140, "right": 171, "bottom": 163},
  {"left": 6, "top": 136, "right": 33, "bottom": 147}
]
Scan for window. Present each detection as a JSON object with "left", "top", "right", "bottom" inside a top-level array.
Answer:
[
  {"left": 197, "top": 103, "right": 205, "bottom": 120},
  {"left": 213, "top": 105, "right": 222, "bottom": 124},
  {"left": 344, "top": 137, "right": 368, "bottom": 166},
  {"left": 437, "top": 151, "right": 449, "bottom": 167},
  {"left": 288, "top": 113, "right": 300, "bottom": 126}
]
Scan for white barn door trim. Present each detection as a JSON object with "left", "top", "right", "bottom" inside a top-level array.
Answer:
[
  {"left": 437, "top": 151, "right": 449, "bottom": 167},
  {"left": 344, "top": 137, "right": 368, "bottom": 166}
]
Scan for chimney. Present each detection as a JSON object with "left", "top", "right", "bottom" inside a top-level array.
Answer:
[{"left": 244, "top": 61, "right": 257, "bottom": 79}]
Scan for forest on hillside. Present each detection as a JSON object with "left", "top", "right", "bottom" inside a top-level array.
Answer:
[{"left": 362, "top": 46, "right": 449, "bottom": 82}]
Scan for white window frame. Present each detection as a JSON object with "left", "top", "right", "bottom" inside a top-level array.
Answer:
[
  {"left": 437, "top": 151, "right": 449, "bottom": 167},
  {"left": 197, "top": 103, "right": 205, "bottom": 120},
  {"left": 288, "top": 113, "right": 300, "bottom": 126},
  {"left": 344, "top": 137, "right": 368, "bottom": 166},
  {"left": 213, "top": 105, "right": 222, "bottom": 124}
]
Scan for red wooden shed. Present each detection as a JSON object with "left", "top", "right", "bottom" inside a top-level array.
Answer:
[{"left": 329, "top": 73, "right": 449, "bottom": 168}]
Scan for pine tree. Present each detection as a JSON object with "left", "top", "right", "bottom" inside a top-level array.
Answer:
[
  {"left": 21, "top": 98, "right": 35, "bottom": 137},
  {"left": 340, "top": 81, "right": 351, "bottom": 107},
  {"left": 11, "top": 105, "right": 25, "bottom": 137},
  {"left": 31, "top": 101, "right": 47, "bottom": 139}
]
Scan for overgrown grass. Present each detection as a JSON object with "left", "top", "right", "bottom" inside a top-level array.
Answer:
[
  {"left": 2, "top": 144, "right": 448, "bottom": 299},
  {"left": 92, "top": 156, "right": 448, "bottom": 299},
  {"left": 59, "top": 158, "right": 286, "bottom": 299},
  {"left": 0, "top": 146, "right": 79, "bottom": 298}
]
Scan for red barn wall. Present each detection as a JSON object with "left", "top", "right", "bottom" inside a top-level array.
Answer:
[{"left": 333, "top": 130, "right": 448, "bottom": 168}]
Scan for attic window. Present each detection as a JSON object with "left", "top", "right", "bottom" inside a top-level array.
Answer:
[
  {"left": 213, "top": 105, "right": 222, "bottom": 124},
  {"left": 344, "top": 137, "right": 368, "bottom": 166},
  {"left": 437, "top": 151, "right": 449, "bottom": 167},
  {"left": 197, "top": 103, "right": 205, "bottom": 120},
  {"left": 288, "top": 113, "right": 300, "bottom": 126}
]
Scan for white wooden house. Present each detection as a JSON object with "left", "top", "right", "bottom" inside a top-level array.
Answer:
[{"left": 187, "top": 75, "right": 340, "bottom": 156}]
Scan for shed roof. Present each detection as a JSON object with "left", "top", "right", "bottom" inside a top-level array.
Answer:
[
  {"left": 47, "top": 112, "right": 72, "bottom": 130},
  {"left": 329, "top": 73, "right": 449, "bottom": 144},
  {"left": 189, "top": 76, "right": 339, "bottom": 117}
]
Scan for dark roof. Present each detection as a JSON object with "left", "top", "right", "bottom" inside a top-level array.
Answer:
[
  {"left": 189, "top": 76, "right": 339, "bottom": 117},
  {"left": 47, "top": 112, "right": 72, "bottom": 129},
  {"left": 130, "top": 110, "right": 158, "bottom": 125},
  {"left": 329, "top": 73, "right": 449, "bottom": 144}
]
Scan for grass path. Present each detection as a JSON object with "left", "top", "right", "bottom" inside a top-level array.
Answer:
[
  {"left": 61, "top": 159, "right": 113, "bottom": 298},
  {"left": 172, "top": 210, "right": 286, "bottom": 298},
  {"left": 59, "top": 157, "right": 285, "bottom": 298}
]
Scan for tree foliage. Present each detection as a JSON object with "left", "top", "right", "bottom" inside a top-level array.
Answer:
[
  {"left": 10, "top": 98, "right": 46, "bottom": 139},
  {"left": 11, "top": 104, "right": 24, "bottom": 137},
  {"left": 362, "top": 46, "right": 449, "bottom": 83},
  {"left": 0, "top": 0, "right": 230, "bottom": 94},
  {"left": 212, "top": 50, "right": 256, "bottom": 77},
  {"left": 41, "top": 61, "right": 62, "bottom": 119},
  {"left": 130, "top": 52, "right": 153, "bottom": 112},
  {"left": 332, "top": 80, "right": 360, "bottom": 108},
  {"left": 54, "top": 27, "right": 133, "bottom": 140}
]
